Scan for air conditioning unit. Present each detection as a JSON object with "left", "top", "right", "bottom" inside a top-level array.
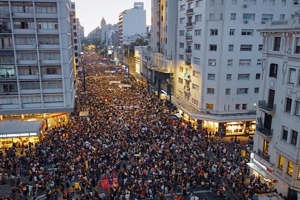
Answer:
[
  {"left": 243, "top": 4, "right": 248, "bottom": 8},
  {"left": 244, "top": 20, "right": 248, "bottom": 24},
  {"left": 261, "top": 21, "right": 266, "bottom": 24}
]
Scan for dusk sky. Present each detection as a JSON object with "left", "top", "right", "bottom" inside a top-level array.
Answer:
[{"left": 72, "top": 0, "right": 151, "bottom": 36}]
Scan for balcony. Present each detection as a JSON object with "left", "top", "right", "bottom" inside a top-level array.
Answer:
[
  {"left": 257, "top": 149, "right": 270, "bottom": 162},
  {"left": 185, "top": 49, "right": 192, "bottom": 55},
  {"left": 186, "top": 35, "right": 192, "bottom": 41},
  {"left": 186, "top": 0, "right": 193, "bottom": 2},
  {"left": 185, "top": 60, "right": 191, "bottom": 66},
  {"left": 186, "top": 8, "right": 194, "bottom": 15},
  {"left": 256, "top": 124, "right": 273, "bottom": 138},
  {"left": 157, "top": 42, "right": 160, "bottom": 46},
  {"left": 185, "top": 22, "right": 193, "bottom": 29},
  {"left": 258, "top": 100, "right": 276, "bottom": 114}
]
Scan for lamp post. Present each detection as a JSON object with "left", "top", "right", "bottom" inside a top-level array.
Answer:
[{"left": 81, "top": 59, "right": 86, "bottom": 93}]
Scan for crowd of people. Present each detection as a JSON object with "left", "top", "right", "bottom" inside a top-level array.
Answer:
[{"left": 0, "top": 54, "right": 283, "bottom": 200}]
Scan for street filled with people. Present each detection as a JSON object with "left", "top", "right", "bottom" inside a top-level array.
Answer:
[{"left": 0, "top": 52, "right": 284, "bottom": 200}]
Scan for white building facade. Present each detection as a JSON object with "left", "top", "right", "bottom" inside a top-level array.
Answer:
[
  {"left": 172, "top": 0, "right": 298, "bottom": 135},
  {"left": 251, "top": 12, "right": 300, "bottom": 199},
  {"left": 70, "top": 2, "right": 82, "bottom": 68},
  {"left": 0, "top": 0, "right": 75, "bottom": 125},
  {"left": 118, "top": 2, "right": 146, "bottom": 45}
]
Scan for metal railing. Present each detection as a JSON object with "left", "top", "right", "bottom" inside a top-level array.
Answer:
[
  {"left": 185, "top": 49, "right": 192, "bottom": 53},
  {"left": 258, "top": 100, "right": 276, "bottom": 112},
  {"left": 257, "top": 149, "right": 270, "bottom": 162},
  {"left": 186, "top": 22, "right": 193, "bottom": 27},
  {"left": 186, "top": 35, "right": 192, "bottom": 40},
  {"left": 186, "top": 8, "right": 194, "bottom": 13},
  {"left": 256, "top": 124, "right": 273, "bottom": 136}
]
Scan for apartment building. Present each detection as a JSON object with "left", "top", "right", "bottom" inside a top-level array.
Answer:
[
  {"left": 250, "top": 11, "right": 300, "bottom": 199},
  {"left": 70, "top": 2, "right": 82, "bottom": 69},
  {"left": 171, "top": 0, "right": 298, "bottom": 135},
  {"left": 118, "top": 2, "right": 146, "bottom": 45},
  {"left": 0, "top": 0, "right": 75, "bottom": 128}
]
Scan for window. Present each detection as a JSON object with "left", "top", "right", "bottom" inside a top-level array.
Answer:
[
  {"left": 207, "top": 73, "right": 215, "bottom": 80},
  {"left": 269, "top": 63, "right": 278, "bottom": 78},
  {"left": 243, "top": 13, "right": 255, "bottom": 21},
  {"left": 37, "top": 19, "right": 58, "bottom": 30},
  {"left": 256, "top": 73, "right": 261, "bottom": 79},
  {"left": 192, "top": 98, "right": 198, "bottom": 106},
  {"left": 206, "top": 103, "right": 214, "bottom": 110},
  {"left": 273, "top": 37, "right": 281, "bottom": 51},
  {"left": 281, "top": 0, "right": 286, "bottom": 5},
  {"left": 257, "top": 59, "right": 262, "bottom": 66},
  {"left": 178, "top": 77, "right": 183, "bottom": 83},
  {"left": 254, "top": 88, "right": 259, "bottom": 93},
  {"left": 296, "top": 100, "right": 300, "bottom": 117},
  {"left": 235, "top": 104, "right": 240, "bottom": 110},
  {"left": 241, "top": 29, "right": 254, "bottom": 36},
  {"left": 239, "top": 59, "right": 251, "bottom": 66},
  {"left": 40, "top": 51, "right": 60, "bottom": 60},
  {"left": 279, "top": 14, "right": 285, "bottom": 20},
  {"left": 262, "top": 14, "right": 273, "bottom": 21},
  {"left": 195, "top": 14, "right": 202, "bottom": 22},
  {"left": 238, "top": 74, "right": 250, "bottom": 80},
  {"left": 193, "top": 57, "right": 200, "bottom": 64},
  {"left": 287, "top": 161, "right": 294, "bottom": 176},
  {"left": 231, "top": 13, "right": 236, "bottom": 20},
  {"left": 196, "top": 0, "right": 203, "bottom": 7},
  {"left": 237, "top": 88, "right": 248, "bottom": 94},
  {"left": 41, "top": 66, "right": 61, "bottom": 75},
  {"left": 179, "top": 54, "right": 184, "bottom": 60},
  {"left": 288, "top": 68, "right": 296, "bottom": 84},
  {"left": 43, "top": 94, "right": 63, "bottom": 103},
  {"left": 192, "top": 84, "right": 199, "bottom": 91},
  {"left": 194, "top": 29, "right": 201, "bottom": 36},
  {"left": 226, "top": 74, "right": 232, "bottom": 81},
  {"left": 20, "top": 81, "right": 40, "bottom": 90},
  {"left": 294, "top": 0, "right": 299, "bottom": 5},
  {"left": 194, "top": 44, "right": 201, "bottom": 50},
  {"left": 22, "top": 95, "right": 41, "bottom": 104},
  {"left": 207, "top": 88, "right": 215, "bottom": 94},
  {"left": 258, "top": 45, "right": 263, "bottom": 51},
  {"left": 295, "top": 38, "right": 300, "bottom": 54},
  {"left": 209, "top": 14, "right": 214, "bottom": 20},
  {"left": 18, "top": 66, "right": 39, "bottom": 75},
  {"left": 180, "top": 18, "right": 185, "bottom": 24},
  {"left": 208, "top": 59, "right": 216, "bottom": 66},
  {"left": 291, "top": 130, "right": 298, "bottom": 146},
  {"left": 263, "top": 0, "right": 275, "bottom": 5},
  {"left": 179, "top": 43, "right": 184, "bottom": 48},
  {"left": 193, "top": 71, "right": 200, "bottom": 77},
  {"left": 282, "top": 126, "right": 288, "bottom": 140},
  {"left": 225, "top": 89, "right": 230, "bottom": 95},
  {"left": 179, "top": 30, "right": 185, "bottom": 36},
  {"left": 210, "top": 45, "right": 217, "bottom": 51},
  {"left": 36, "top": 2, "right": 57, "bottom": 13},
  {"left": 227, "top": 59, "right": 233, "bottom": 66},
  {"left": 179, "top": 67, "right": 184, "bottom": 72},
  {"left": 244, "top": 0, "right": 257, "bottom": 4},
  {"left": 210, "top": 29, "right": 218, "bottom": 35},
  {"left": 278, "top": 156, "right": 284, "bottom": 169},
  {"left": 42, "top": 81, "right": 62, "bottom": 89},
  {"left": 228, "top": 45, "right": 234, "bottom": 51},
  {"left": 242, "top": 104, "right": 247, "bottom": 110},
  {"left": 229, "top": 29, "right": 235, "bottom": 36},
  {"left": 284, "top": 98, "right": 292, "bottom": 113},
  {"left": 180, "top": 4, "right": 185, "bottom": 11},
  {"left": 240, "top": 45, "right": 252, "bottom": 51}
]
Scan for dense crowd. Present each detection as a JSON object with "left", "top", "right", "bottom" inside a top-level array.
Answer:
[{"left": 0, "top": 56, "right": 284, "bottom": 200}]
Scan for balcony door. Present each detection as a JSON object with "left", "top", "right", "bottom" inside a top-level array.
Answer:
[
  {"left": 264, "top": 114, "right": 272, "bottom": 129},
  {"left": 268, "top": 89, "right": 275, "bottom": 106}
]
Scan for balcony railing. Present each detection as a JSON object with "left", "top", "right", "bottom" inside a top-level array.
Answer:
[
  {"left": 185, "top": 49, "right": 192, "bottom": 53},
  {"left": 186, "top": 22, "right": 193, "bottom": 27},
  {"left": 258, "top": 100, "right": 276, "bottom": 113},
  {"left": 257, "top": 149, "right": 270, "bottom": 162},
  {"left": 256, "top": 124, "right": 273, "bottom": 137},
  {"left": 185, "top": 60, "right": 191, "bottom": 66},
  {"left": 186, "top": 35, "right": 192, "bottom": 40},
  {"left": 186, "top": 8, "right": 194, "bottom": 14}
]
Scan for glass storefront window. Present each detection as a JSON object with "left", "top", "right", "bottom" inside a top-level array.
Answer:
[
  {"left": 263, "top": 140, "right": 269, "bottom": 156},
  {"left": 278, "top": 156, "right": 284, "bottom": 170},
  {"left": 287, "top": 161, "right": 294, "bottom": 176},
  {"left": 297, "top": 167, "right": 300, "bottom": 179}
]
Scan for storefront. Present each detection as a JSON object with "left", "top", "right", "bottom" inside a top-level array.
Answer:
[{"left": 0, "top": 120, "right": 45, "bottom": 148}]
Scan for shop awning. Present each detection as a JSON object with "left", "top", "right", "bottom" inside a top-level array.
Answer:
[
  {"left": 247, "top": 162, "right": 270, "bottom": 178},
  {"left": 169, "top": 113, "right": 182, "bottom": 120},
  {"left": 0, "top": 120, "right": 43, "bottom": 137}
]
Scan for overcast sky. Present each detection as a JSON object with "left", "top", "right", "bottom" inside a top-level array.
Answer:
[{"left": 72, "top": 0, "right": 151, "bottom": 36}]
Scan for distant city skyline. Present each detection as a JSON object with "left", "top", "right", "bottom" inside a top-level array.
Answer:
[{"left": 72, "top": 0, "right": 151, "bottom": 36}]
